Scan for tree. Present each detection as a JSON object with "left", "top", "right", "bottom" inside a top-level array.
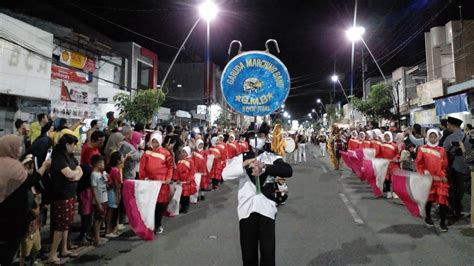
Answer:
[
  {"left": 215, "top": 111, "right": 230, "bottom": 128},
  {"left": 352, "top": 82, "right": 394, "bottom": 120},
  {"left": 113, "top": 89, "right": 166, "bottom": 124}
]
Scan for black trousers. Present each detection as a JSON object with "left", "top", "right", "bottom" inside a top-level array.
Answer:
[
  {"left": 239, "top": 212, "right": 275, "bottom": 266},
  {"left": 449, "top": 170, "right": 469, "bottom": 217},
  {"left": 154, "top": 203, "right": 168, "bottom": 229},
  {"left": 425, "top": 202, "right": 447, "bottom": 224},
  {"left": 180, "top": 196, "right": 190, "bottom": 211}
]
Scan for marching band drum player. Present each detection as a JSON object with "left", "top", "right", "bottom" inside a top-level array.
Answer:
[
  {"left": 223, "top": 123, "right": 293, "bottom": 266},
  {"left": 138, "top": 132, "right": 174, "bottom": 235}
]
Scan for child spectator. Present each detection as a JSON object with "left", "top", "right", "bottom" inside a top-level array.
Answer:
[
  {"left": 90, "top": 155, "right": 108, "bottom": 246},
  {"left": 105, "top": 151, "right": 123, "bottom": 238},
  {"left": 19, "top": 155, "right": 41, "bottom": 266}
]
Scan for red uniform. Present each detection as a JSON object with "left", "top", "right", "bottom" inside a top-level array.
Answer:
[
  {"left": 227, "top": 141, "right": 240, "bottom": 159},
  {"left": 238, "top": 141, "right": 249, "bottom": 154},
  {"left": 379, "top": 142, "right": 400, "bottom": 180},
  {"left": 214, "top": 143, "right": 228, "bottom": 181},
  {"left": 347, "top": 139, "right": 362, "bottom": 151},
  {"left": 209, "top": 146, "right": 223, "bottom": 181},
  {"left": 174, "top": 157, "right": 197, "bottom": 197},
  {"left": 362, "top": 140, "right": 372, "bottom": 149},
  {"left": 415, "top": 145, "right": 449, "bottom": 205},
  {"left": 371, "top": 140, "right": 382, "bottom": 157},
  {"left": 138, "top": 147, "right": 174, "bottom": 203},
  {"left": 193, "top": 150, "right": 209, "bottom": 189}
]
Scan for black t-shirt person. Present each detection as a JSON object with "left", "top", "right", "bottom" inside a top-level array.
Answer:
[{"left": 51, "top": 153, "right": 79, "bottom": 200}]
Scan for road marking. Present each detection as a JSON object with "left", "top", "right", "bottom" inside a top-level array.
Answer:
[
  {"left": 321, "top": 165, "right": 328, "bottom": 173},
  {"left": 339, "top": 193, "right": 364, "bottom": 226}
]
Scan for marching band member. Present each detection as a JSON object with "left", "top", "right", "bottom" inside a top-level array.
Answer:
[
  {"left": 227, "top": 133, "right": 240, "bottom": 159},
  {"left": 415, "top": 129, "right": 449, "bottom": 232},
  {"left": 371, "top": 129, "right": 383, "bottom": 157},
  {"left": 138, "top": 132, "right": 173, "bottom": 234},
  {"left": 193, "top": 139, "right": 209, "bottom": 200},
  {"left": 380, "top": 132, "right": 400, "bottom": 198},
  {"left": 216, "top": 135, "right": 228, "bottom": 181},
  {"left": 347, "top": 131, "right": 361, "bottom": 151},
  {"left": 174, "top": 147, "right": 197, "bottom": 214},
  {"left": 222, "top": 124, "right": 293, "bottom": 266},
  {"left": 209, "top": 137, "right": 223, "bottom": 190},
  {"left": 362, "top": 130, "right": 373, "bottom": 149},
  {"left": 238, "top": 134, "right": 250, "bottom": 154}
]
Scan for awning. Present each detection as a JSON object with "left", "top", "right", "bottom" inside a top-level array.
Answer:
[{"left": 434, "top": 93, "right": 469, "bottom": 116}]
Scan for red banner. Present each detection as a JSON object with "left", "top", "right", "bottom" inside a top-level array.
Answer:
[{"left": 51, "top": 65, "right": 89, "bottom": 84}]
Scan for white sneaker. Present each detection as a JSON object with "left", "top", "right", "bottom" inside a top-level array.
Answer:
[
  {"left": 156, "top": 226, "right": 164, "bottom": 234},
  {"left": 393, "top": 193, "right": 399, "bottom": 199},
  {"left": 386, "top": 192, "right": 393, "bottom": 199},
  {"left": 117, "top": 224, "right": 126, "bottom": 231},
  {"left": 105, "top": 232, "right": 119, "bottom": 238}
]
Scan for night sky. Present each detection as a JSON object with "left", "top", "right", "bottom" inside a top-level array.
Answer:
[{"left": 2, "top": 0, "right": 473, "bottom": 119}]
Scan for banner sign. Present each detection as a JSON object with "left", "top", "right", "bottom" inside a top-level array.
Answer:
[
  {"left": 60, "top": 49, "right": 96, "bottom": 73},
  {"left": 51, "top": 65, "right": 90, "bottom": 84},
  {"left": 221, "top": 51, "right": 290, "bottom": 116}
]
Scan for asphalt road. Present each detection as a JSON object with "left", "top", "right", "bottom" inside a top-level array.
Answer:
[{"left": 72, "top": 145, "right": 474, "bottom": 266}]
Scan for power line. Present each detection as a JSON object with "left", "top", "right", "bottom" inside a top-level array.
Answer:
[{"left": 65, "top": 3, "right": 180, "bottom": 51}]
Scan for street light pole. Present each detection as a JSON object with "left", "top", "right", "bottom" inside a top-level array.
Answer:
[
  {"left": 160, "top": 18, "right": 201, "bottom": 91},
  {"left": 160, "top": 1, "right": 218, "bottom": 92}
]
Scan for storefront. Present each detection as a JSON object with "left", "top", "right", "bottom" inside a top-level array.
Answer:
[
  {"left": 434, "top": 90, "right": 473, "bottom": 128},
  {"left": 0, "top": 14, "right": 54, "bottom": 135}
]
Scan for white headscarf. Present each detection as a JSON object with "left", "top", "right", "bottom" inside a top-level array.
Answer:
[
  {"left": 183, "top": 146, "right": 192, "bottom": 157},
  {"left": 211, "top": 137, "right": 218, "bottom": 147},
  {"left": 383, "top": 131, "right": 393, "bottom": 143},
  {"left": 358, "top": 132, "right": 366, "bottom": 140},
  {"left": 229, "top": 133, "right": 235, "bottom": 142},
  {"left": 366, "top": 130, "right": 374, "bottom": 140},
  {"left": 426, "top": 129, "right": 440, "bottom": 147},
  {"left": 373, "top": 129, "right": 383, "bottom": 140},
  {"left": 196, "top": 139, "right": 204, "bottom": 151},
  {"left": 149, "top": 131, "right": 163, "bottom": 146},
  {"left": 351, "top": 131, "right": 358, "bottom": 138}
]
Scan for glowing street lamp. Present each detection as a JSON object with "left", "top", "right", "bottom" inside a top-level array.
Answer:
[
  {"left": 316, "top": 98, "right": 322, "bottom": 104},
  {"left": 281, "top": 104, "right": 285, "bottom": 109},
  {"left": 199, "top": 0, "right": 218, "bottom": 21},
  {"left": 346, "top": 26, "right": 365, "bottom": 42},
  {"left": 330, "top": 74, "right": 350, "bottom": 103},
  {"left": 312, "top": 109, "right": 315, "bottom": 113}
]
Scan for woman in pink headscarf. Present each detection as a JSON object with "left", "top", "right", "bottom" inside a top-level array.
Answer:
[{"left": 0, "top": 135, "right": 51, "bottom": 265}]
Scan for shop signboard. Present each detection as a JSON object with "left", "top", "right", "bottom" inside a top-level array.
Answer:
[
  {"left": 0, "top": 14, "right": 53, "bottom": 100},
  {"left": 414, "top": 108, "right": 439, "bottom": 126},
  {"left": 58, "top": 48, "right": 96, "bottom": 73},
  {"left": 417, "top": 79, "right": 444, "bottom": 106}
]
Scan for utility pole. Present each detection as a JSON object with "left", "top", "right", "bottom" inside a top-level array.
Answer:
[{"left": 361, "top": 46, "right": 366, "bottom": 100}]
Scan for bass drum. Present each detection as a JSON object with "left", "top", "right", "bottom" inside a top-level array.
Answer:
[{"left": 284, "top": 137, "right": 296, "bottom": 153}]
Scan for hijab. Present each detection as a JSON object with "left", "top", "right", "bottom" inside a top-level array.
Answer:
[
  {"left": 0, "top": 135, "right": 28, "bottom": 203},
  {"left": 426, "top": 129, "right": 440, "bottom": 147},
  {"left": 196, "top": 139, "right": 204, "bottom": 151},
  {"left": 383, "top": 132, "right": 393, "bottom": 143},
  {"left": 105, "top": 132, "right": 125, "bottom": 154}
]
